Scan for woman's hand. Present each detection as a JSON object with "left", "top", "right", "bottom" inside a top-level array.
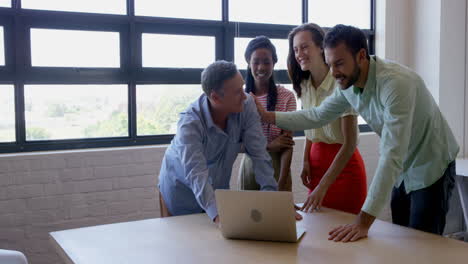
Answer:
[
  {"left": 301, "top": 185, "right": 328, "bottom": 213},
  {"left": 267, "top": 133, "right": 295, "bottom": 152},
  {"left": 300, "top": 163, "right": 312, "bottom": 188}
]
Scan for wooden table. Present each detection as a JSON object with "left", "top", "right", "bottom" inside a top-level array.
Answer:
[{"left": 50, "top": 208, "right": 468, "bottom": 264}]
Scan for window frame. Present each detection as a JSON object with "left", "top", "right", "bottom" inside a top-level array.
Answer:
[
  {"left": 0, "top": 0, "right": 375, "bottom": 153},
  {"left": 0, "top": 10, "right": 14, "bottom": 80}
]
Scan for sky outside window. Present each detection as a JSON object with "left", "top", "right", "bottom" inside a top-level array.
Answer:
[
  {"left": 24, "top": 85, "right": 128, "bottom": 140},
  {"left": 31, "top": 28, "right": 120, "bottom": 67},
  {"left": 0, "top": 85, "right": 15, "bottom": 142},
  {"left": 142, "top": 34, "right": 215, "bottom": 68},
  {"left": 308, "top": 0, "right": 371, "bottom": 29},
  {"left": 0, "top": 27, "right": 4, "bottom": 66},
  {"left": 136, "top": 0, "right": 221, "bottom": 20},
  {"left": 22, "top": 0, "right": 125, "bottom": 14},
  {"left": 230, "top": 0, "right": 301, "bottom": 25}
]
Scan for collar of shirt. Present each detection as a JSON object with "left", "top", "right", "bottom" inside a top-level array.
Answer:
[
  {"left": 198, "top": 94, "right": 236, "bottom": 137},
  {"left": 309, "top": 69, "right": 334, "bottom": 92},
  {"left": 199, "top": 94, "right": 217, "bottom": 130},
  {"left": 353, "top": 86, "right": 363, "bottom": 95}
]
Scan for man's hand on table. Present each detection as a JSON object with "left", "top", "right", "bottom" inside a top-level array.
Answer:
[{"left": 328, "top": 211, "right": 375, "bottom": 242}]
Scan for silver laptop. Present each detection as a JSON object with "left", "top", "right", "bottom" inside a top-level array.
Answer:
[{"left": 215, "top": 190, "right": 306, "bottom": 243}]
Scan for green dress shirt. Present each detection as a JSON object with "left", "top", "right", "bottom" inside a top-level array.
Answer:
[{"left": 276, "top": 56, "right": 459, "bottom": 217}]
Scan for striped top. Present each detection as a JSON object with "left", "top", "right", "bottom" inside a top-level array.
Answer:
[{"left": 256, "top": 85, "right": 297, "bottom": 143}]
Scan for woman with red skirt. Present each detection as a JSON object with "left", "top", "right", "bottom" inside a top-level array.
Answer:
[{"left": 287, "top": 23, "right": 367, "bottom": 214}]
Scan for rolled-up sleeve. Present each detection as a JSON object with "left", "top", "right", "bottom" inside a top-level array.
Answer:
[
  {"left": 362, "top": 79, "right": 415, "bottom": 217},
  {"left": 174, "top": 121, "right": 218, "bottom": 220},
  {"left": 276, "top": 88, "right": 351, "bottom": 131},
  {"left": 242, "top": 95, "right": 278, "bottom": 191}
]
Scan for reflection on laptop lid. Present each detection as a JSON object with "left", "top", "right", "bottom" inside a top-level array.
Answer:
[{"left": 215, "top": 190, "right": 305, "bottom": 243}]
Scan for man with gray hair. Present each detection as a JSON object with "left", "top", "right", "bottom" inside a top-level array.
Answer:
[{"left": 158, "top": 60, "right": 278, "bottom": 224}]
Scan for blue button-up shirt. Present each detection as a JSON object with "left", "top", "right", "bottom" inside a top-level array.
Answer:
[
  {"left": 275, "top": 56, "right": 459, "bottom": 217},
  {"left": 159, "top": 93, "right": 278, "bottom": 220}
]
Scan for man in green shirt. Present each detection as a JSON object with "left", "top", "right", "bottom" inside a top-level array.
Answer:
[{"left": 256, "top": 24, "right": 459, "bottom": 242}]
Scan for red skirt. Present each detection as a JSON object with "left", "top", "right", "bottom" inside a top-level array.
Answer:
[{"left": 308, "top": 142, "right": 367, "bottom": 214}]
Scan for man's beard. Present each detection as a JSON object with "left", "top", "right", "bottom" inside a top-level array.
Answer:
[{"left": 338, "top": 61, "right": 361, "bottom": 90}]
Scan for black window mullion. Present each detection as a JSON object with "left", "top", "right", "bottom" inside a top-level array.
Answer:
[
  {"left": 222, "top": 0, "right": 228, "bottom": 22},
  {"left": 238, "top": 69, "right": 289, "bottom": 84},
  {"left": 230, "top": 22, "right": 294, "bottom": 38},
  {"left": 14, "top": 83, "right": 25, "bottom": 145},
  {"left": 129, "top": 82, "right": 136, "bottom": 138},
  {"left": 14, "top": 5, "right": 26, "bottom": 146},
  {"left": 127, "top": 0, "right": 134, "bottom": 16},
  {"left": 138, "top": 20, "right": 222, "bottom": 36},
  {"left": 368, "top": 35, "right": 375, "bottom": 55},
  {"left": 127, "top": 0, "right": 137, "bottom": 139},
  {"left": 120, "top": 27, "right": 131, "bottom": 74},
  {"left": 0, "top": 13, "right": 15, "bottom": 81},
  {"left": 216, "top": 0, "right": 230, "bottom": 61},
  {"left": 134, "top": 24, "right": 142, "bottom": 69},
  {"left": 302, "top": 0, "right": 308, "bottom": 23},
  {"left": 222, "top": 23, "right": 235, "bottom": 62},
  {"left": 370, "top": 0, "right": 376, "bottom": 54},
  {"left": 215, "top": 27, "right": 227, "bottom": 61},
  {"left": 371, "top": 0, "right": 376, "bottom": 31},
  {"left": 136, "top": 68, "right": 203, "bottom": 84},
  {"left": 12, "top": 0, "right": 20, "bottom": 9}
]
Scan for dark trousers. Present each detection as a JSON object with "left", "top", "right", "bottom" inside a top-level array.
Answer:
[{"left": 391, "top": 161, "right": 456, "bottom": 235}]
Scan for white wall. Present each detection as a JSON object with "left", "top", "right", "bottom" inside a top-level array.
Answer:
[
  {"left": 410, "top": 0, "right": 442, "bottom": 102},
  {"left": 375, "top": 0, "right": 412, "bottom": 67},
  {"left": 376, "top": 0, "right": 467, "bottom": 157},
  {"left": 438, "top": 0, "right": 466, "bottom": 158}
]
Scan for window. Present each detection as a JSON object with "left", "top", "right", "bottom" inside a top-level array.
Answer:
[
  {"left": 1, "top": 0, "right": 375, "bottom": 153},
  {"left": 142, "top": 34, "right": 214, "bottom": 68},
  {"left": 137, "top": 85, "right": 202, "bottom": 135},
  {"left": 24, "top": 85, "right": 128, "bottom": 140},
  {"left": 135, "top": 0, "right": 221, "bottom": 20},
  {"left": 31, "top": 29, "right": 120, "bottom": 68},
  {"left": 0, "top": 85, "right": 15, "bottom": 143},
  {"left": 235, "top": 37, "right": 289, "bottom": 70},
  {"left": 0, "top": 0, "right": 10, "bottom": 8},
  {"left": 0, "top": 26, "right": 4, "bottom": 66},
  {"left": 22, "top": 0, "right": 125, "bottom": 15},
  {"left": 230, "top": 0, "right": 301, "bottom": 25},
  {"left": 309, "top": 0, "right": 371, "bottom": 29}
]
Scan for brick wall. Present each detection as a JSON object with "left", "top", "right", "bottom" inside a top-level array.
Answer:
[{"left": 0, "top": 134, "right": 382, "bottom": 264}]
